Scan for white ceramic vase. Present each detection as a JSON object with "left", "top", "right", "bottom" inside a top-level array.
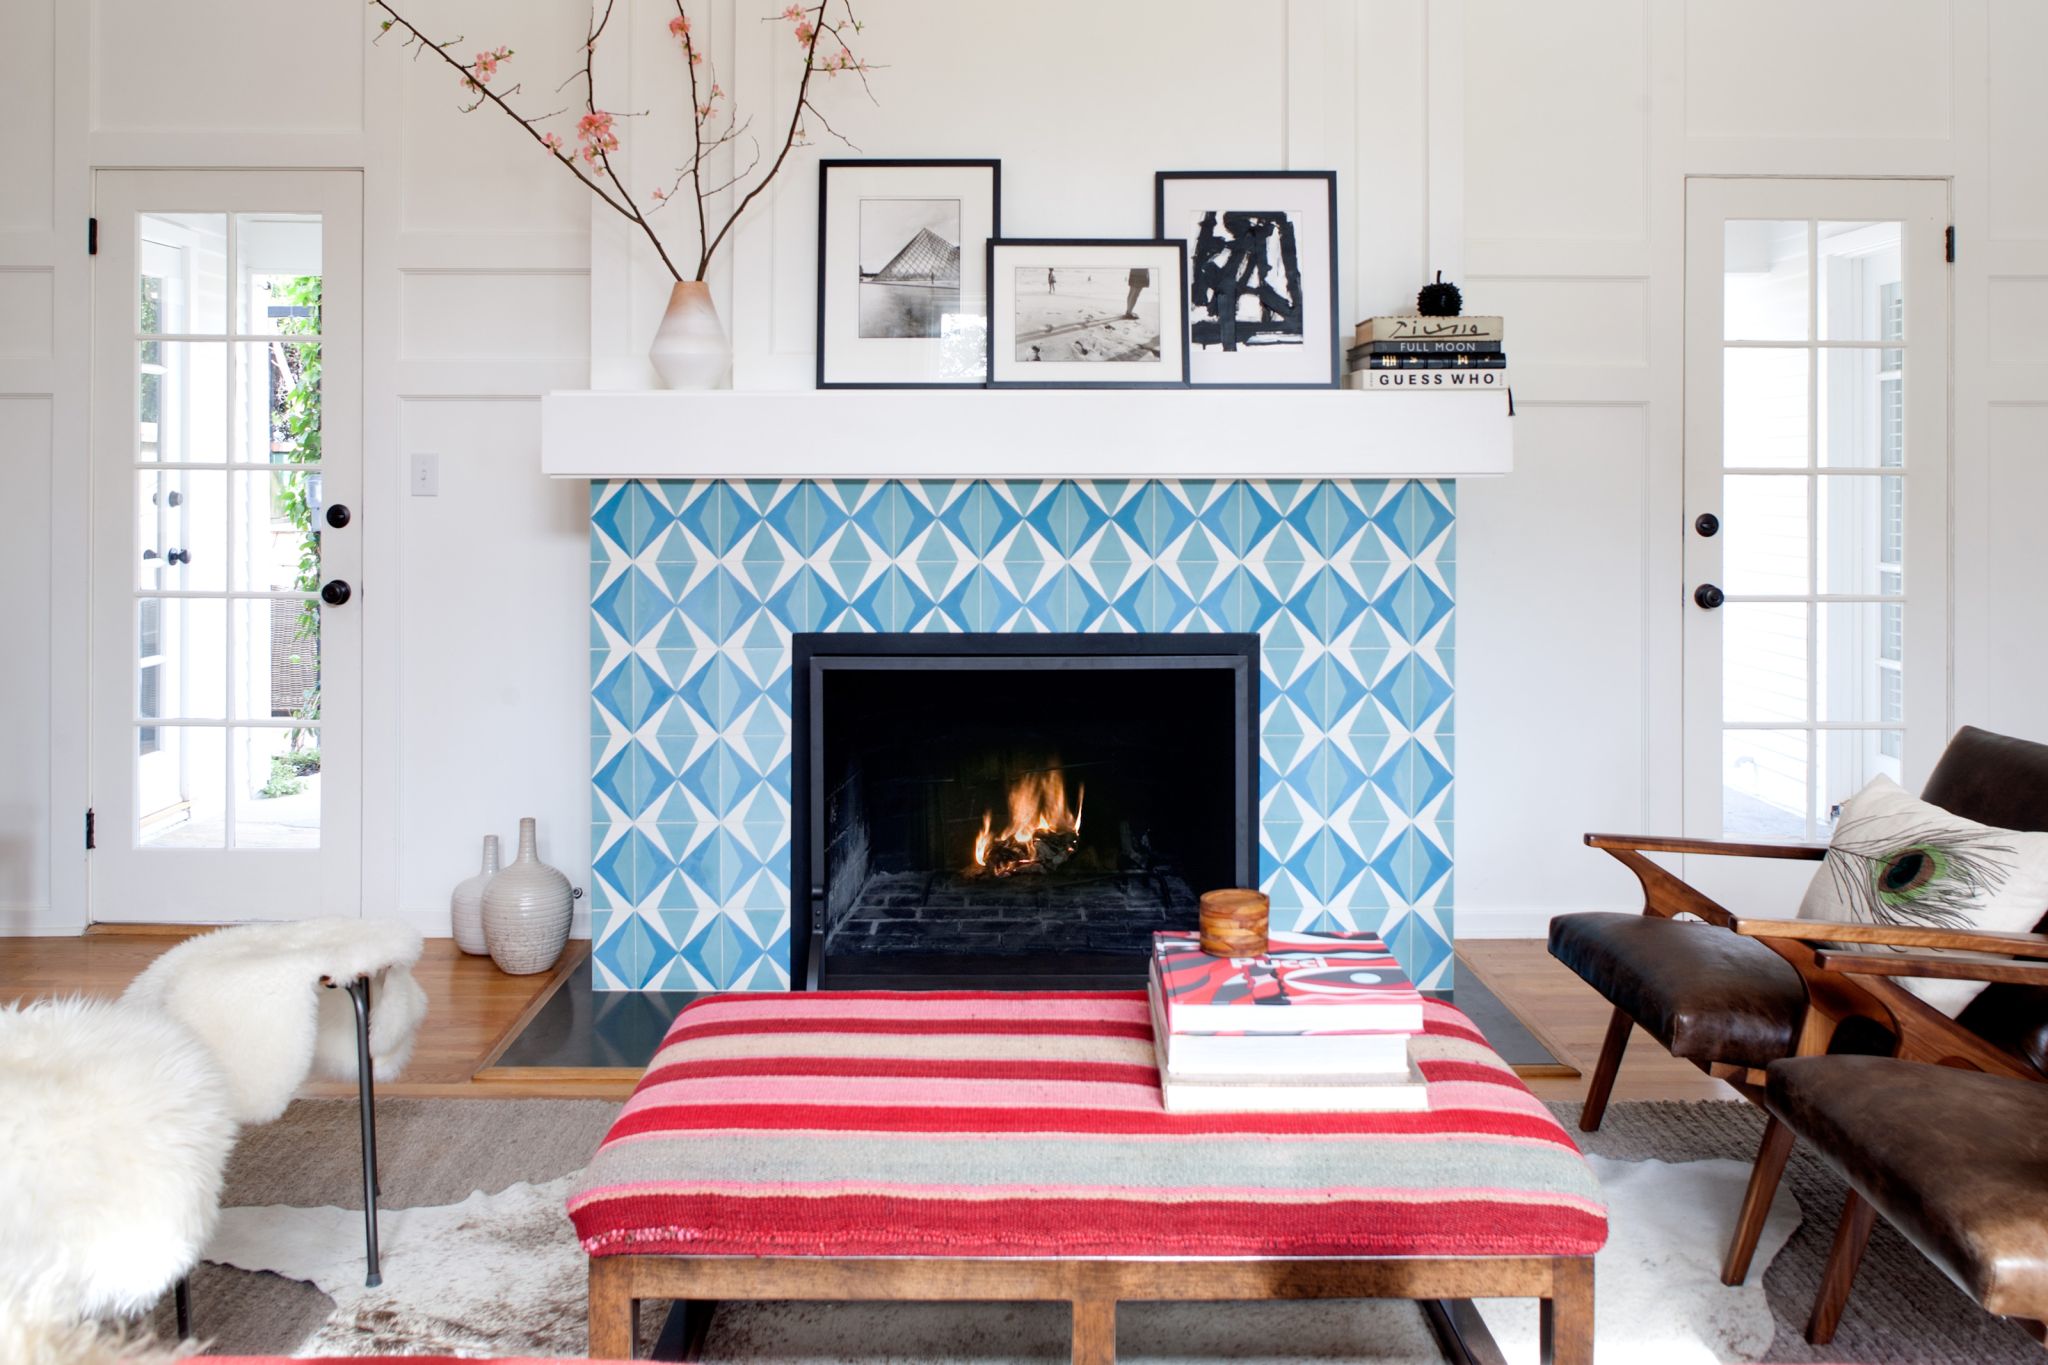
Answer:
[
  {"left": 450, "top": 834, "right": 500, "bottom": 956},
  {"left": 481, "top": 817, "right": 574, "bottom": 975},
  {"left": 649, "top": 280, "right": 731, "bottom": 389}
]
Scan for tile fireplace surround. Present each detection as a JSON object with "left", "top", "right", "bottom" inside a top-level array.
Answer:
[{"left": 587, "top": 477, "right": 1455, "bottom": 992}]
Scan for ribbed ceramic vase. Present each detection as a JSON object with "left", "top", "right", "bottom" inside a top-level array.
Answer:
[
  {"left": 649, "top": 280, "right": 731, "bottom": 389},
  {"left": 449, "top": 834, "right": 500, "bottom": 956},
  {"left": 481, "top": 818, "right": 573, "bottom": 975}
]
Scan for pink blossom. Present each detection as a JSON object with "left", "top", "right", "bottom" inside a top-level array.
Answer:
[
  {"left": 651, "top": 187, "right": 668, "bottom": 201},
  {"left": 574, "top": 109, "right": 620, "bottom": 163},
  {"left": 792, "top": 20, "right": 815, "bottom": 45},
  {"left": 780, "top": 5, "right": 804, "bottom": 20},
  {"left": 542, "top": 131, "right": 564, "bottom": 153},
  {"left": 668, "top": 14, "right": 690, "bottom": 42},
  {"left": 471, "top": 46, "right": 511, "bottom": 83}
]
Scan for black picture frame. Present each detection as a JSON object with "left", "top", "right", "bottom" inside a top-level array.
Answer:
[
  {"left": 984, "top": 237, "right": 1191, "bottom": 389},
  {"left": 1154, "top": 170, "right": 1341, "bottom": 389},
  {"left": 815, "top": 158, "right": 1001, "bottom": 390}
]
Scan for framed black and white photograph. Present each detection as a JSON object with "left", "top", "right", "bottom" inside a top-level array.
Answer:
[
  {"left": 1154, "top": 171, "right": 1340, "bottom": 388},
  {"left": 816, "top": 159, "right": 1000, "bottom": 388},
  {"left": 985, "top": 239, "right": 1188, "bottom": 388}
]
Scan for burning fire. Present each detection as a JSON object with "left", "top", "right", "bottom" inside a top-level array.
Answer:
[{"left": 971, "top": 767, "right": 1084, "bottom": 877}]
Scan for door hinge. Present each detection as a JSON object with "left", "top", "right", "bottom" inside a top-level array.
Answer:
[
  {"left": 85, "top": 807, "right": 96, "bottom": 850},
  {"left": 1945, "top": 225, "right": 1955, "bottom": 264},
  {"left": 87, "top": 217, "right": 97, "bottom": 256}
]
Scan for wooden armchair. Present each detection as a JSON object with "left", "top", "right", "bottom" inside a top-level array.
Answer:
[
  {"left": 1547, "top": 725, "right": 2048, "bottom": 1285},
  {"left": 1733, "top": 916, "right": 2048, "bottom": 1345}
]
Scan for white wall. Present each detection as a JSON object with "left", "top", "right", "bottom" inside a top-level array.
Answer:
[{"left": 3, "top": 0, "right": 2045, "bottom": 939}]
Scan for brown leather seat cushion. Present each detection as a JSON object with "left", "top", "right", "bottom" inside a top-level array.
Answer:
[
  {"left": 1548, "top": 912, "right": 1807, "bottom": 1070},
  {"left": 1768, "top": 1055, "right": 2048, "bottom": 1318}
]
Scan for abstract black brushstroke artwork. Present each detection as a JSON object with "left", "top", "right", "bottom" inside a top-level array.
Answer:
[
  {"left": 1190, "top": 209, "right": 1305, "bottom": 351},
  {"left": 1156, "top": 171, "right": 1339, "bottom": 387}
]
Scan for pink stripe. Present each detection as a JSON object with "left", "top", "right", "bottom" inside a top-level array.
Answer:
[
  {"left": 592, "top": 1122, "right": 1577, "bottom": 1154},
  {"left": 1418, "top": 1080, "right": 1558, "bottom": 1116},
  {"left": 619, "top": 1075, "right": 1167, "bottom": 1117},
  {"left": 571, "top": 1178, "right": 1606, "bottom": 1216},
  {"left": 672, "top": 996, "right": 1153, "bottom": 1027}
]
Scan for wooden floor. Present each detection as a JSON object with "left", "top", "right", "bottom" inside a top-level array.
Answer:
[
  {"left": 1458, "top": 940, "right": 1739, "bottom": 1105},
  {"left": 0, "top": 930, "right": 611, "bottom": 1099},
  {"left": 0, "top": 932, "right": 1737, "bottom": 1105}
]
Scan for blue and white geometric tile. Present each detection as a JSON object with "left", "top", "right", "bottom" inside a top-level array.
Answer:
[{"left": 589, "top": 478, "right": 1455, "bottom": 991}]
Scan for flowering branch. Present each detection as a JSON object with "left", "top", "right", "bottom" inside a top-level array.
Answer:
[{"left": 369, "top": 0, "right": 874, "bottom": 283}]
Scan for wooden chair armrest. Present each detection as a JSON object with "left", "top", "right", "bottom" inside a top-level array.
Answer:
[
  {"left": 1812, "top": 948, "right": 2048, "bottom": 988},
  {"left": 1585, "top": 836, "right": 1819, "bottom": 930},
  {"left": 1585, "top": 833, "right": 1828, "bottom": 860},
  {"left": 1731, "top": 916, "right": 2048, "bottom": 958}
]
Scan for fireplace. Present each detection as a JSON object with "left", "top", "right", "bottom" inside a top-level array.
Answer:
[{"left": 790, "top": 634, "right": 1259, "bottom": 989}]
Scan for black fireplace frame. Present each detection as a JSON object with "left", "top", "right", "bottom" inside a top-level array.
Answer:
[{"left": 789, "top": 632, "right": 1260, "bottom": 989}]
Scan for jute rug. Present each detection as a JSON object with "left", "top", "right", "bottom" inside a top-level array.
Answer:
[{"left": 151, "top": 1098, "right": 2042, "bottom": 1363}]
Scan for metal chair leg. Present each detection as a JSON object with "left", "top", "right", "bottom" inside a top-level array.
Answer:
[
  {"left": 173, "top": 1275, "right": 192, "bottom": 1340},
  {"left": 345, "top": 976, "right": 383, "bottom": 1288}
]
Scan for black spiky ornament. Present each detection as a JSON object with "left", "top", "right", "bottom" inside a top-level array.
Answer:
[{"left": 1416, "top": 271, "right": 1463, "bottom": 317}]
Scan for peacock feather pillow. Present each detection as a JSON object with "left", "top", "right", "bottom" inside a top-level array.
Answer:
[{"left": 1798, "top": 774, "right": 2048, "bottom": 1015}]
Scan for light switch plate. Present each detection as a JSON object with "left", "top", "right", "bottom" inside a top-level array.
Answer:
[{"left": 411, "top": 452, "right": 438, "bottom": 497}]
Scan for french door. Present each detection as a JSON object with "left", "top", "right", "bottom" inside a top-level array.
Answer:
[
  {"left": 90, "top": 170, "right": 362, "bottom": 921},
  {"left": 1682, "top": 178, "right": 1948, "bottom": 883}
]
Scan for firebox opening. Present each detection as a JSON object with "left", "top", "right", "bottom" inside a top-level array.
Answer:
[{"left": 792, "top": 635, "right": 1257, "bottom": 990}]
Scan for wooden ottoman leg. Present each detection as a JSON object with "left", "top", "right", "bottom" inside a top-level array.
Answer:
[
  {"left": 589, "top": 1257, "right": 638, "bottom": 1360},
  {"left": 1541, "top": 1256, "right": 1594, "bottom": 1365},
  {"left": 1071, "top": 1295, "right": 1116, "bottom": 1365}
]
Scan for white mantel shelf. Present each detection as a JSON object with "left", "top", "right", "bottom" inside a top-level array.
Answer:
[{"left": 540, "top": 389, "right": 1513, "bottom": 481}]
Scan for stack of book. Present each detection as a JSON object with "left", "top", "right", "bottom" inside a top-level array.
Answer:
[
  {"left": 1148, "top": 928, "right": 1429, "bottom": 1113},
  {"left": 1343, "top": 314, "right": 1508, "bottom": 392}
]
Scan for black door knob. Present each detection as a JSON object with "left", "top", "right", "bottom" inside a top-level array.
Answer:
[
  {"left": 1695, "top": 512, "right": 1720, "bottom": 537},
  {"left": 320, "top": 579, "right": 352, "bottom": 606},
  {"left": 166, "top": 548, "right": 190, "bottom": 566},
  {"left": 1694, "top": 583, "right": 1725, "bottom": 610},
  {"left": 325, "top": 503, "right": 351, "bottom": 529}
]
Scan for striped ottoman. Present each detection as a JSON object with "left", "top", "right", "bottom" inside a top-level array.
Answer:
[{"left": 569, "top": 991, "right": 1606, "bottom": 1363}]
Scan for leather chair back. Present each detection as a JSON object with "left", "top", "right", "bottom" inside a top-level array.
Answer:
[{"left": 1920, "top": 726, "right": 2048, "bottom": 1073}]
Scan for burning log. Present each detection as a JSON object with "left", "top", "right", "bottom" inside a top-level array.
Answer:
[{"left": 968, "top": 765, "right": 1085, "bottom": 878}]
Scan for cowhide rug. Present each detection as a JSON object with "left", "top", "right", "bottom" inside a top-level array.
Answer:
[{"left": 205, "top": 1154, "right": 1799, "bottom": 1362}]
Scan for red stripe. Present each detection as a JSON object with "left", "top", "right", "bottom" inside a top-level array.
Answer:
[
  {"left": 573, "top": 1190, "right": 1606, "bottom": 1260},
  {"left": 682, "top": 990, "right": 1147, "bottom": 1005},
  {"left": 599, "top": 1101, "right": 1581, "bottom": 1148},
  {"left": 660, "top": 1016, "right": 1157, "bottom": 1045},
  {"left": 1414, "top": 1059, "right": 1522, "bottom": 1086},
  {"left": 641, "top": 1056, "right": 1164, "bottom": 1087}
]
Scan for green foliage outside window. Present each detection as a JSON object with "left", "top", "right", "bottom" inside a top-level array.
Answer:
[{"left": 272, "top": 275, "right": 322, "bottom": 746}]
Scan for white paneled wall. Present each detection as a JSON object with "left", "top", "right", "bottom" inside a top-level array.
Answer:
[
  {"left": 0, "top": 398, "right": 54, "bottom": 921},
  {"left": 2, "top": 0, "right": 2045, "bottom": 937}
]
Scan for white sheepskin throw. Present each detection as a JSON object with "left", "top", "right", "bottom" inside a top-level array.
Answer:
[
  {"left": 0, "top": 996, "right": 236, "bottom": 1330},
  {"left": 122, "top": 918, "right": 429, "bottom": 1125}
]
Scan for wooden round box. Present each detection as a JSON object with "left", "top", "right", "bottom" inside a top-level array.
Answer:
[{"left": 1198, "top": 888, "right": 1269, "bottom": 957}]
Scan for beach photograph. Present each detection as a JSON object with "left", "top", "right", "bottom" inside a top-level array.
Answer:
[{"left": 1010, "top": 265, "right": 1161, "bottom": 362}]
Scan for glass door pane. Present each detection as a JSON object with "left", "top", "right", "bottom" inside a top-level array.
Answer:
[
  {"left": 130, "top": 211, "right": 324, "bottom": 850},
  {"left": 1716, "top": 217, "right": 1907, "bottom": 838}
]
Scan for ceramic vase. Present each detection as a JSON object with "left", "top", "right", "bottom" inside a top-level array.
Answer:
[
  {"left": 481, "top": 817, "right": 574, "bottom": 975},
  {"left": 450, "top": 834, "right": 500, "bottom": 956},
  {"left": 649, "top": 280, "right": 731, "bottom": 389}
]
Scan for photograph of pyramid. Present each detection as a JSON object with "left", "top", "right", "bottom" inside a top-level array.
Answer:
[{"left": 859, "top": 197, "right": 963, "bottom": 338}]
